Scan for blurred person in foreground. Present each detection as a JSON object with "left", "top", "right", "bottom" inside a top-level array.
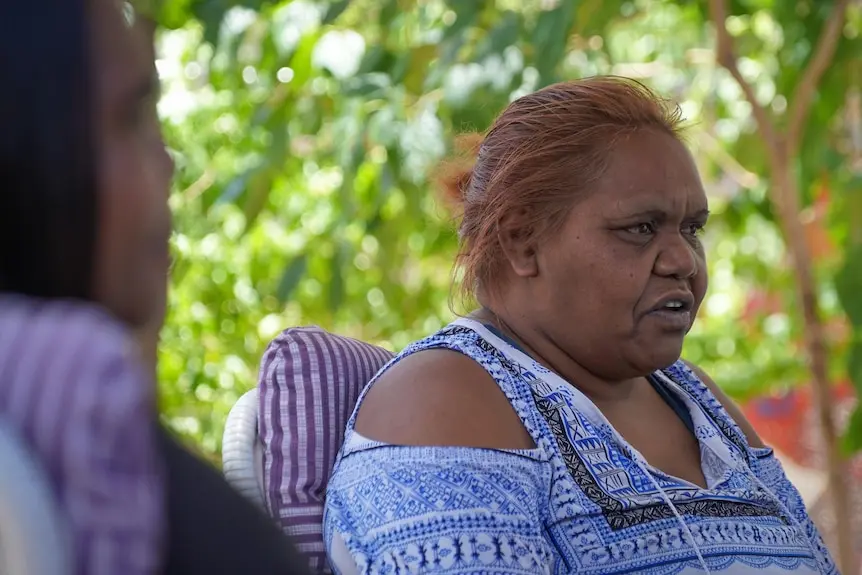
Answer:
[
  {"left": 0, "top": 1, "right": 308, "bottom": 573},
  {"left": 323, "top": 78, "right": 837, "bottom": 574}
]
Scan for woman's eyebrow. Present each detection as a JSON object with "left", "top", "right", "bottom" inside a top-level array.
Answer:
[
  {"left": 606, "top": 207, "right": 711, "bottom": 221},
  {"left": 607, "top": 207, "right": 667, "bottom": 221}
]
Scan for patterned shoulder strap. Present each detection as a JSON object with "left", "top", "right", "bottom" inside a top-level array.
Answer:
[{"left": 661, "top": 361, "right": 754, "bottom": 465}]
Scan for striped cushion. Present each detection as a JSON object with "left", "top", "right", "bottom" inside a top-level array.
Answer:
[{"left": 257, "top": 327, "right": 393, "bottom": 573}]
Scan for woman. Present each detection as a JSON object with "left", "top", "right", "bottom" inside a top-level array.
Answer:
[
  {"left": 0, "top": 1, "right": 307, "bottom": 573},
  {"left": 324, "top": 78, "right": 836, "bottom": 574}
]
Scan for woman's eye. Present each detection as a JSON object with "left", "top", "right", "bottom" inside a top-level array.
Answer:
[{"left": 626, "top": 222, "right": 655, "bottom": 235}]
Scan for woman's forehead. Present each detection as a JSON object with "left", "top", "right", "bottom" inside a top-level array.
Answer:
[
  {"left": 596, "top": 180, "right": 708, "bottom": 219},
  {"left": 610, "top": 132, "right": 701, "bottom": 182},
  {"left": 572, "top": 132, "right": 707, "bottom": 217}
]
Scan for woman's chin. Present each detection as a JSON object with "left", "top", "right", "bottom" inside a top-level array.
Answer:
[{"left": 637, "top": 341, "right": 685, "bottom": 373}]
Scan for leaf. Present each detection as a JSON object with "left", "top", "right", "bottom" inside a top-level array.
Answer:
[
  {"left": 843, "top": 405, "right": 862, "bottom": 453},
  {"left": 192, "top": 0, "right": 271, "bottom": 47},
  {"left": 336, "top": 135, "right": 366, "bottom": 220},
  {"left": 152, "top": 0, "right": 194, "bottom": 29},
  {"left": 574, "top": 0, "right": 626, "bottom": 37},
  {"left": 846, "top": 176, "right": 862, "bottom": 245},
  {"left": 473, "top": 11, "right": 520, "bottom": 62},
  {"left": 266, "top": 103, "right": 291, "bottom": 160},
  {"left": 289, "top": 31, "right": 320, "bottom": 89},
  {"left": 322, "top": 0, "right": 350, "bottom": 25},
  {"left": 192, "top": 0, "right": 269, "bottom": 46},
  {"left": 439, "top": 0, "right": 486, "bottom": 66},
  {"left": 443, "top": 0, "right": 485, "bottom": 41},
  {"left": 342, "top": 73, "right": 391, "bottom": 98},
  {"left": 379, "top": 0, "right": 399, "bottom": 28},
  {"left": 241, "top": 167, "right": 275, "bottom": 232},
  {"left": 276, "top": 254, "right": 308, "bottom": 302},
  {"left": 848, "top": 339, "right": 862, "bottom": 386},
  {"left": 366, "top": 162, "right": 395, "bottom": 234},
  {"left": 836, "top": 244, "right": 862, "bottom": 326},
  {"left": 191, "top": 0, "right": 276, "bottom": 46},
  {"left": 839, "top": 259, "right": 862, "bottom": 454},
  {"left": 195, "top": 1, "right": 228, "bottom": 47},
  {"left": 168, "top": 254, "right": 192, "bottom": 286},
  {"left": 356, "top": 45, "right": 396, "bottom": 75},
  {"left": 449, "top": 85, "right": 509, "bottom": 132},
  {"left": 403, "top": 44, "right": 438, "bottom": 95},
  {"left": 532, "top": 0, "right": 579, "bottom": 85},
  {"left": 329, "top": 242, "right": 347, "bottom": 312},
  {"left": 842, "top": 334, "right": 862, "bottom": 454},
  {"left": 218, "top": 167, "right": 255, "bottom": 205},
  {"left": 389, "top": 51, "right": 412, "bottom": 86}
]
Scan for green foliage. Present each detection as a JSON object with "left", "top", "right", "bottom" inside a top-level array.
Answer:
[
  {"left": 151, "top": 0, "right": 862, "bottom": 459},
  {"left": 837, "top": 204, "right": 862, "bottom": 452}
]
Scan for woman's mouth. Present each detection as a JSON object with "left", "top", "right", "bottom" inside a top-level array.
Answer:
[
  {"left": 647, "top": 307, "right": 692, "bottom": 331},
  {"left": 646, "top": 294, "right": 694, "bottom": 331}
]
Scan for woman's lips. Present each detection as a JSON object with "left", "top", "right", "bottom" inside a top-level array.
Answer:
[{"left": 646, "top": 308, "right": 692, "bottom": 331}]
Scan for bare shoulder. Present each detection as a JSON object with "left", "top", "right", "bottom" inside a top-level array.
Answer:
[
  {"left": 354, "top": 349, "right": 535, "bottom": 450},
  {"left": 682, "top": 360, "right": 766, "bottom": 449}
]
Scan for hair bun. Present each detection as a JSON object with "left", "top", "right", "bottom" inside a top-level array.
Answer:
[{"left": 435, "top": 133, "right": 483, "bottom": 209}]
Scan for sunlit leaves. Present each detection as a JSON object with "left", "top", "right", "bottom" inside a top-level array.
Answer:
[{"left": 152, "top": 0, "right": 861, "bottom": 457}]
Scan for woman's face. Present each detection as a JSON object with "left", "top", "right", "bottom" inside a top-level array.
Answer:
[
  {"left": 526, "top": 129, "right": 709, "bottom": 379},
  {"left": 90, "top": 0, "right": 173, "bottom": 328}
]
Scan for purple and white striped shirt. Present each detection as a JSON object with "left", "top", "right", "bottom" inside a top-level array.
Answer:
[
  {"left": 0, "top": 296, "right": 163, "bottom": 575},
  {"left": 257, "top": 326, "right": 393, "bottom": 573}
]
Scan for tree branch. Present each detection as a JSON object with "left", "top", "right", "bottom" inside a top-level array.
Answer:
[
  {"left": 695, "top": 129, "right": 761, "bottom": 189},
  {"left": 786, "top": 0, "right": 852, "bottom": 155},
  {"left": 707, "top": 0, "right": 779, "bottom": 158}
]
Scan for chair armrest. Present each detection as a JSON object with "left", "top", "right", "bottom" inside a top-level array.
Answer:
[
  {"left": 222, "top": 389, "right": 266, "bottom": 509},
  {"left": 0, "top": 419, "right": 71, "bottom": 575}
]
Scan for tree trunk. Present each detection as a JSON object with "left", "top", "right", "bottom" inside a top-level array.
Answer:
[
  {"left": 773, "top": 154, "right": 858, "bottom": 574},
  {"left": 708, "top": 0, "right": 857, "bottom": 571}
]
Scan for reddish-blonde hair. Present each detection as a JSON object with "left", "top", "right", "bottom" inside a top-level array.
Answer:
[{"left": 437, "top": 76, "right": 686, "bottom": 307}]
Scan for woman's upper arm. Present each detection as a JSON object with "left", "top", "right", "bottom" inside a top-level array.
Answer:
[
  {"left": 682, "top": 360, "right": 767, "bottom": 449},
  {"left": 329, "top": 350, "right": 550, "bottom": 573},
  {"left": 68, "top": 334, "right": 163, "bottom": 575},
  {"left": 0, "top": 304, "right": 164, "bottom": 575},
  {"left": 354, "top": 349, "right": 535, "bottom": 450},
  {"left": 325, "top": 446, "right": 553, "bottom": 574}
]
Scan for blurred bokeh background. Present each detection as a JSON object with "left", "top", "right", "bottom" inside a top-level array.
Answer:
[{"left": 144, "top": 0, "right": 860, "bottom": 565}]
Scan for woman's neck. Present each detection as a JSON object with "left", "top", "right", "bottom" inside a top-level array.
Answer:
[{"left": 470, "top": 306, "right": 641, "bottom": 404}]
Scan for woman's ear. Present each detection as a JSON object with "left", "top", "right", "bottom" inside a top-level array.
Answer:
[{"left": 497, "top": 210, "right": 538, "bottom": 278}]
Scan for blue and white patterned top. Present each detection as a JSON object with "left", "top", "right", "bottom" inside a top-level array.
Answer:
[{"left": 324, "top": 318, "right": 837, "bottom": 574}]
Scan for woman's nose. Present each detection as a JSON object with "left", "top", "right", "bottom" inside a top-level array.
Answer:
[{"left": 654, "top": 235, "right": 698, "bottom": 279}]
